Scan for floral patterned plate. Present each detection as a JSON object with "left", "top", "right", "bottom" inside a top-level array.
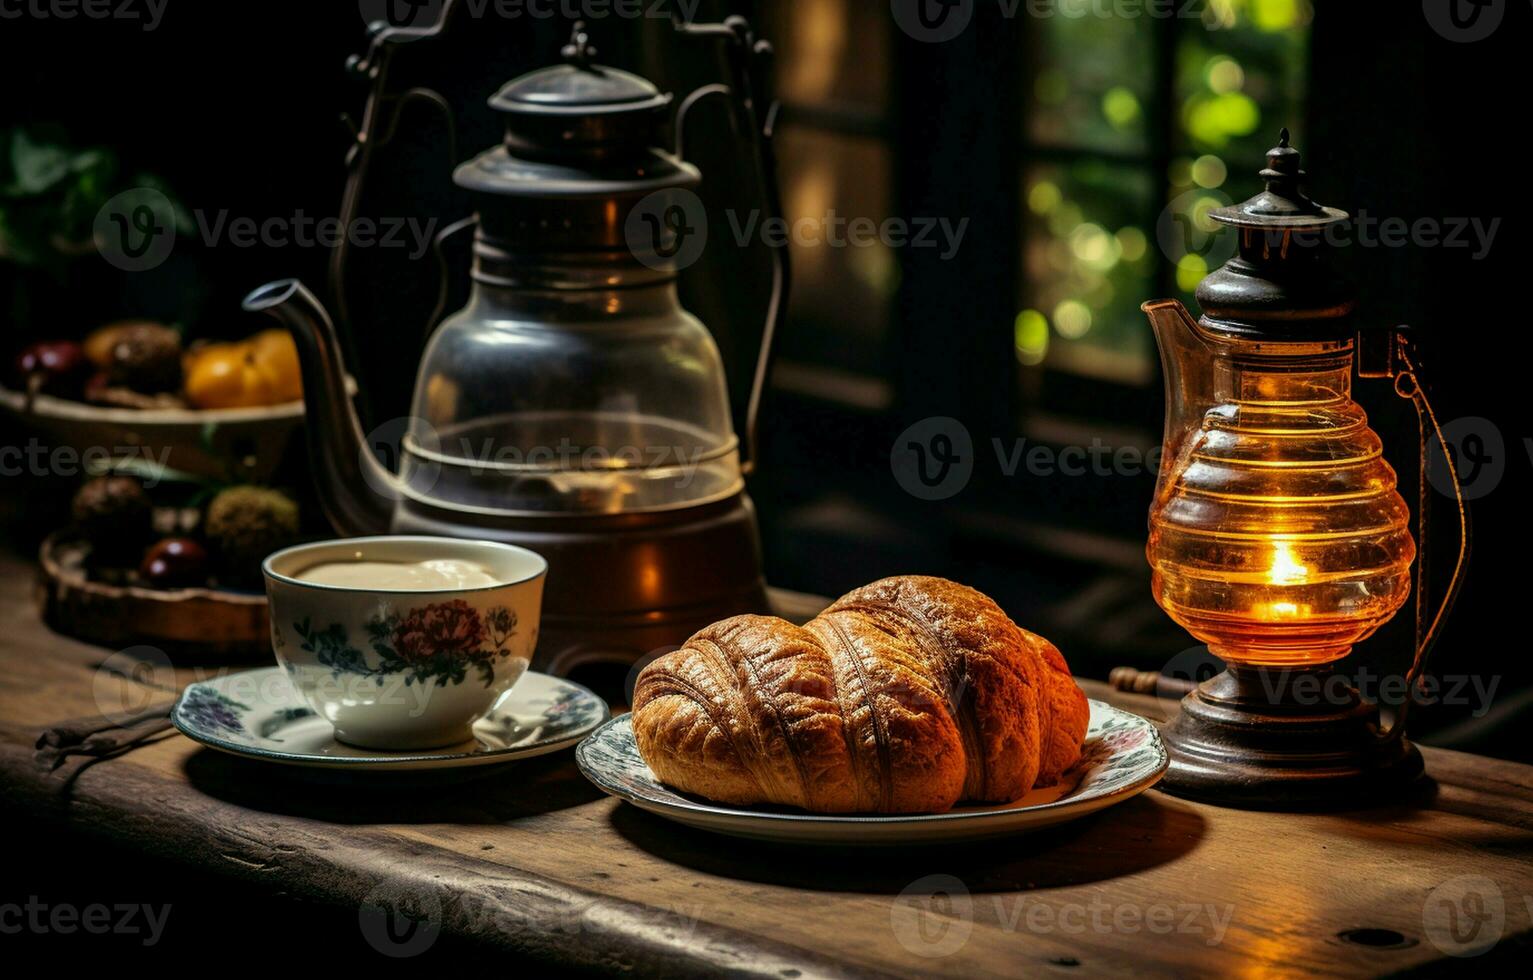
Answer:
[
  {"left": 173, "top": 667, "right": 607, "bottom": 771},
  {"left": 575, "top": 700, "right": 1166, "bottom": 844}
]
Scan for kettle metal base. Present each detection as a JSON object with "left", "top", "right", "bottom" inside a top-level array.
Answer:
[
  {"left": 392, "top": 491, "right": 769, "bottom": 677},
  {"left": 1158, "top": 665, "right": 1425, "bottom": 809}
]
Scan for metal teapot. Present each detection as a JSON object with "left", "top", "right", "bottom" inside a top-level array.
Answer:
[{"left": 244, "top": 16, "right": 786, "bottom": 674}]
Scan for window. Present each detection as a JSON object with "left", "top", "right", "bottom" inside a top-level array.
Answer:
[
  {"left": 759, "top": 0, "right": 896, "bottom": 404},
  {"left": 1020, "top": 2, "right": 1313, "bottom": 391},
  {"left": 749, "top": 0, "right": 1312, "bottom": 552},
  {"left": 757, "top": 1, "right": 1310, "bottom": 427}
]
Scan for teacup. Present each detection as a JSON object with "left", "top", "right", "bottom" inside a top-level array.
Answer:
[{"left": 262, "top": 536, "right": 547, "bottom": 750}]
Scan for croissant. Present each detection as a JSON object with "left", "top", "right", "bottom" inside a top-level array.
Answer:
[{"left": 631, "top": 576, "right": 1089, "bottom": 814}]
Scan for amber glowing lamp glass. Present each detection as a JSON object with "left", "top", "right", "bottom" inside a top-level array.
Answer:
[
  {"left": 1144, "top": 308, "right": 1416, "bottom": 669},
  {"left": 1141, "top": 132, "right": 1466, "bottom": 808}
]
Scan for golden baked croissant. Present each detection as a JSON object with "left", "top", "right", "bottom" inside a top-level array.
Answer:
[{"left": 632, "top": 576, "right": 1089, "bottom": 814}]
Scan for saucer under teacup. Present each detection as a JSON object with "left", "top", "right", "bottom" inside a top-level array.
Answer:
[{"left": 173, "top": 667, "right": 607, "bottom": 771}]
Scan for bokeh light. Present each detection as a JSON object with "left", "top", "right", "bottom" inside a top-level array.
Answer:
[
  {"left": 1117, "top": 227, "right": 1148, "bottom": 263},
  {"left": 1177, "top": 255, "right": 1209, "bottom": 293},
  {"left": 1103, "top": 87, "right": 1142, "bottom": 130},
  {"left": 1185, "top": 92, "right": 1261, "bottom": 148},
  {"left": 1207, "top": 57, "right": 1245, "bottom": 94},
  {"left": 1192, "top": 155, "right": 1229, "bottom": 188},
  {"left": 1054, "top": 300, "right": 1094, "bottom": 340},
  {"left": 1070, "top": 223, "right": 1120, "bottom": 271},
  {"left": 1014, "top": 309, "right": 1050, "bottom": 365},
  {"left": 1028, "top": 180, "right": 1062, "bottom": 215}
]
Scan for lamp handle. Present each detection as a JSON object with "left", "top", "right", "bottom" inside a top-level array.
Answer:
[{"left": 1366, "top": 328, "right": 1472, "bottom": 740}]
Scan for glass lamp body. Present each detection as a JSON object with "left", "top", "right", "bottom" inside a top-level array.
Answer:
[{"left": 1146, "top": 303, "right": 1416, "bottom": 668}]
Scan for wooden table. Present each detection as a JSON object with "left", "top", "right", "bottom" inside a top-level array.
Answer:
[{"left": 2, "top": 550, "right": 1530, "bottom": 976}]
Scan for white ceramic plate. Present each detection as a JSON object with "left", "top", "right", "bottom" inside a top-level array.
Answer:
[
  {"left": 576, "top": 700, "right": 1167, "bottom": 844},
  {"left": 173, "top": 667, "right": 607, "bottom": 771}
]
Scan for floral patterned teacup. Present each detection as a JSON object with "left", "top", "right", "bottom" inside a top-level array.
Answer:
[{"left": 263, "top": 537, "right": 547, "bottom": 750}]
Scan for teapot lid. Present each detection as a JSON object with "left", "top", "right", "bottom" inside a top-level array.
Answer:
[
  {"left": 458, "top": 23, "right": 684, "bottom": 181},
  {"left": 1206, "top": 129, "right": 1349, "bottom": 231},
  {"left": 453, "top": 22, "right": 698, "bottom": 251},
  {"left": 489, "top": 29, "right": 671, "bottom": 118},
  {"left": 1194, "top": 130, "right": 1356, "bottom": 341}
]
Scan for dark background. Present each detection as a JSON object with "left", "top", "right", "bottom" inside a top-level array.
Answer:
[{"left": 2, "top": 0, "right": 1531, "bottom": 963}]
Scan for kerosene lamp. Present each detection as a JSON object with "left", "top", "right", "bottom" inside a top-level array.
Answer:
[{"left": 1141, "top": 132, "right": 1468, "bottom": 807}]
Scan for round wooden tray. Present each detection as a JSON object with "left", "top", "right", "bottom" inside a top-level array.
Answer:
[{"left": 36, "top": 532, "right": 272, "bottom": 662}]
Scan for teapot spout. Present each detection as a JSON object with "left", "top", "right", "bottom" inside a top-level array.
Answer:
[
  {"left": 1142, "top": 299, "right": 1215, "bottom": 499},
  {"left": 243, "top": 280, "right": 398, "bottom": 536}
]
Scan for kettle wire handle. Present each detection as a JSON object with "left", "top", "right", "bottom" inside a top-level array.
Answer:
[
  {"left": 422, "top": 215, "right": 479, "bottom": 343},
  {"left": 672, "top": 13, "right": 789, "bottom": 478},
  {"left": 1364, "top": 327, "right": 1472, "bottom": 741},
  {"left": 334, "top": 6, "right": 467, "bottom": 410}
]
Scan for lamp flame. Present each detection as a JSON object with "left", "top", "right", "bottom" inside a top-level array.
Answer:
[{"left": 1267, "top": 541, "right": 1310, "bottom": 586}]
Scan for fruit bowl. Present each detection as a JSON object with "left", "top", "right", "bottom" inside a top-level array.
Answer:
[{"left": 0, "top": 376, "right": 354, "bottom": 483}]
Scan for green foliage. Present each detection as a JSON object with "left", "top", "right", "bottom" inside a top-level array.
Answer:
[
  {"left": 0, "top": 127, "right": 189, "bottom": 277},
  {"left": 1022, "top": 6, "right": 1310, "bottom": 378}
]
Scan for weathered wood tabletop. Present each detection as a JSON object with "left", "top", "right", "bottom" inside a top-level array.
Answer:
[{"left": 2, "top": 550, "right": 1530, "bottom": 976}]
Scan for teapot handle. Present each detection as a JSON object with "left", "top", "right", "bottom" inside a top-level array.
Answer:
[
  {"left": 1362, "top": 327, "right": 1473, "bottom": 740},
  {"left": 672, "top": 14, "right": 789, "bottom": 478}
]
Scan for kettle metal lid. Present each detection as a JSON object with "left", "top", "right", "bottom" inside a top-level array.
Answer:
[
  {"left": 456, "top": 22, "right": 695, "bottom": 200},
  {"left": 452, "top": 22, "right": 699, "bottom": 253},
  {"left": 490, "top": 58, "right": 671, "bottom": 117}
]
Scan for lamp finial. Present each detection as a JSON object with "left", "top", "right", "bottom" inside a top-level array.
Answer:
[{"left": 562, "top": 21, "right": 598, "bottom": 67}]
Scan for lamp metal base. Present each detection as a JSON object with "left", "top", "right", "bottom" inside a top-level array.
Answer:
[{"left": 1158, "top": 665, "right": 1425, "bottom": 809}]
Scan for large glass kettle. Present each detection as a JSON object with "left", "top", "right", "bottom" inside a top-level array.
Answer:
[
  {"left": 398, "top": 36, "right": 742, "bottom": 518},
  {"left": 245, "top": 17, "right": 785, "bottom": 673}
]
